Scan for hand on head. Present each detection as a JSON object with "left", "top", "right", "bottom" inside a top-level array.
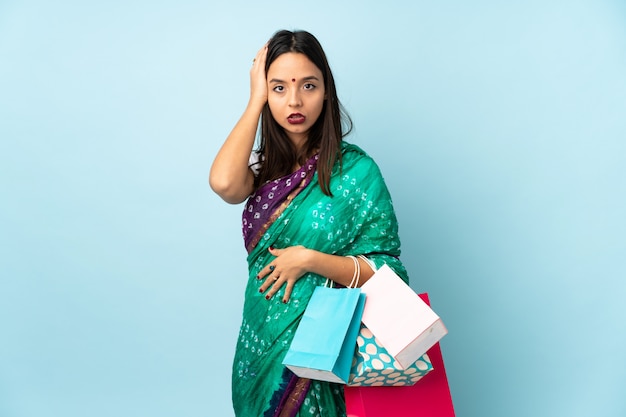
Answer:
[{"left": 250, "top": 43, "right": 269, "bottom": 106}]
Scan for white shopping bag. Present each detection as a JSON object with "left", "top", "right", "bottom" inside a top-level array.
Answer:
[{"left": 359, "top": 264, "right": 448, "bottom": 368}]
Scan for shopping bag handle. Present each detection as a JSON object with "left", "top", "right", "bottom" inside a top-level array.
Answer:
[{"left": 357, "top": 254, "right": 377, "bottom": 273}]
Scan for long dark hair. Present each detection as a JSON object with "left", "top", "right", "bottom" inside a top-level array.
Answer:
[{"left": 254, "top": 29, "right": 352, "bottom": 196}]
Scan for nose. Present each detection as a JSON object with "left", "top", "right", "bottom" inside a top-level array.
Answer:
[{"left": 288, "top": 88, "right": 302, "bottom": 107}]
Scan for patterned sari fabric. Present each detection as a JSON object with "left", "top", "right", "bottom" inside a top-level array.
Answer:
[{"left": 232, "top": 143, "right": 409, "bottom": 417}]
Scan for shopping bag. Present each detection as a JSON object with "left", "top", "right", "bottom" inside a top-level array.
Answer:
[
  {"left": 345, "top": 293, "right": 455, "bottom": 417},
  {"left": 282, "top": 285, "right": 366, "bottom": 384},
  {"left": 347, "top": 323, "right": 433, "bottom": 386},
  {"left": 360, "top": 264, "right": 447, "bottom": 368}
]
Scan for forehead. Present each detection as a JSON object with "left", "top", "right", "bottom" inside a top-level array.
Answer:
[{"left": 267, "top": 52, "right": 323, "bottom": 80}]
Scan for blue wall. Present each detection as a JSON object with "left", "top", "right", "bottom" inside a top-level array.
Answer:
[{"left": 1, "top": 1, "right": 624, "bottom": 416}]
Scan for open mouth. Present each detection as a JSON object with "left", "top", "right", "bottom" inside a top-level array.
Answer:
[{"left": 287, "top": 113, "right": 306, "bottom": 124}]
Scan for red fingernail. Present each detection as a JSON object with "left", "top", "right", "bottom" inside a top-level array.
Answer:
[
  {"left": 282, "top": 299, "right": 287, "bottom": 304},
  {"left": 256, "top": 275, "right": 261, "bottom": 280},
  {"left": 265, "top": 295, "right": 270, "bottom": 300},
  {"left": 269, "top": 246, "right": 274, "bottom": 250},
  {"left": 259, "top": 288, "right": 264, "bottom": 293}
]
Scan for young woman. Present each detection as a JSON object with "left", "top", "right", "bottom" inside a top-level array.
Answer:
[{"left": 210, "top": 29, "right": 409, "bottom": 417}]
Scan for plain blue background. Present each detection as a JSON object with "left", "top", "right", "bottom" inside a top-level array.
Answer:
[{"left": 1, "top": 1, "right": 625, "bottom": 416}]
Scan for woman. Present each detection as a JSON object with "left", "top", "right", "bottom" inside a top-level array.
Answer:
[{"left": 210, "top": 29, "right": 409, "bottom": 417}]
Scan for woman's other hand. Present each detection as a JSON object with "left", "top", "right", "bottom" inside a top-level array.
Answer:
[
  {"left": 257, "top": 245, "right": 374, "bottom": 303},
  {"left": 257, "top": 245, "right": 311, "bottom": 303}
]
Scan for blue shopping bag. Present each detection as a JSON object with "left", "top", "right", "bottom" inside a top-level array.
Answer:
[{"left": 282, "top": 285, "right": 366, "bottom": 384}]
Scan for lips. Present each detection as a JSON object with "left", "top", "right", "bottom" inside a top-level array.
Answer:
[{"left": 287, "top": 113, "right": 306, "bottom": 124}]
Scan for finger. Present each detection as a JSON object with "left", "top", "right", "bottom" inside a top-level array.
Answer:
[
  {"left": 258, "top": 278, "right": 270, "bottom": 295},
  {"left": 282, "top": 281, "right": 295, "bottom": 304},
  {"left": 258, "top": 268, "right": 279, "bottom": 291},
  {"left": 252, "top": 44, "right": 268, "bottom": 67},
  {"left": 257, "top": 43, "right": 268, "bottom": 60},
  {"left": 262, "top": 275, "right": 283, "bottom": 300},
  {"left": 268, "top": 246, "right": 282, "bottom": 255},
  {"left": 256, "top": 264, "right": 275, "bottom": 280}
]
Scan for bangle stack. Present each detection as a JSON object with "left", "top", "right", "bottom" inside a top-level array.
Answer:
[{"left": 346, "top": 255, "right": 361, "bottom": 288}]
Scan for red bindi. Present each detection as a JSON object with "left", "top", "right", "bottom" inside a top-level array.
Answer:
[{"left": 291, "top": 78, "right": 296, "bottom": 82}]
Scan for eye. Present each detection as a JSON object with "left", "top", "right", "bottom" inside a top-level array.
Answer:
[
  {"left": 303, "top": 83, "right": 316, "bottom": 90},
  {"left": 273, "top": 85, "right": 284, "bottom": 92}
]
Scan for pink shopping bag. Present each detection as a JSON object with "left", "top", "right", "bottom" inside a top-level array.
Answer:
[{"left": 345, "top": 293, "right": 455, "bottom": 417}]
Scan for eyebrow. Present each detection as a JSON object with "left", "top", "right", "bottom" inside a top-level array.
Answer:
[{"left": 269, "top": 75, "right": 321, "bottom": 83}]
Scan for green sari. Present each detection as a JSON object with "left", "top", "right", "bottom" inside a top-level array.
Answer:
[{"left": 233, "top": 143, "right": 408, "bottom": 416}]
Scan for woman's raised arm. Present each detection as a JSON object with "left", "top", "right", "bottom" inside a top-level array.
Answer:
[{"left": 209, "top": 44, "right": 268, "bottom": 204}]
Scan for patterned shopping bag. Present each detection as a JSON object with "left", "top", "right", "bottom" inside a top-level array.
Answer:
[{"left": 348, "top": 323, "right": 433, "bottom": 386}]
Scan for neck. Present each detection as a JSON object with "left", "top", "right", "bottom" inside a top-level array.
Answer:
[{"left": 287, "top": 132, "right": 308, "bottom": 153}]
